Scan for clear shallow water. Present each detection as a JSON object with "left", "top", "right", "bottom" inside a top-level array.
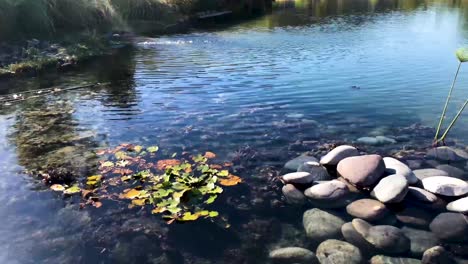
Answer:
[{"left": 1, "top": 1, "right": 468, "bottom": 263}]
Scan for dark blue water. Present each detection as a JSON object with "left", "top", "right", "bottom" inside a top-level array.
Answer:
[{"left": 0, "top": 1, "right": 468, "bottom": 263}]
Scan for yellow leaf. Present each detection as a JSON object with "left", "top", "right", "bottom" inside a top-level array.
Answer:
[
  {"left": 219, "top": 175, "right": 242, "bottom": 186},
  {"left": 133, "top": 145, "right": 143, "bottom": 153},
  {"left": 123, "top": 189, "right": 141, "bottom": 199},
  {"left": 132, "top": 199, "right": 146, "bottom": 206},
  {"left": 50, "top": 184, "right": 65, "bottom": 191},
  {"left": 152, "top": 207, "right": 166, "bottom": 214},
  {"left": 87, "top": 175, "right": 102, "bottom": 181}
]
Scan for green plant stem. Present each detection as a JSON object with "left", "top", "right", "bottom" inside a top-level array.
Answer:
[
  {"left": 437, "top": 99, "right": 468, "bottom": 144},
  {"left": 434, "top": 61, "right": 462, "bottom": 142}
]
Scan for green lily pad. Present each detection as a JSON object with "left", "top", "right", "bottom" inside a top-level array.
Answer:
[
  {"left": 64, "top": 185, "right": 81, "bottom": 195},
  {"left": 147, "top": 146, "right": 159, "bottom": 153}
]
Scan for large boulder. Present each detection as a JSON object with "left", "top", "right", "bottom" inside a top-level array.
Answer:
[
  {"left": 371, "top": 174, "right": 409, "bottom": 203},
  {"left": 447, "top": 197, "right": 468, "bottom": 213},
  {"left": 402, "top": 227, "right": 440, "bottom": 257},
  {"left": 346, "top": 199, "right": 389, "bottom": 222},
  {"left": 316, "top": 239, "right": 363, "bottom": 264},
  {"left": 281, "top": 172, "right": 314, "bottom": 185},
  {"left": 282, "top": 184, "right": 306, "bottom": 205},
  {"left": 297, "top": 161, "right": 332, "bottom": 181},
  {"left": 304, "top": 180, "right": 351, "bottom": 208},
  {"left": 383, "top": 157, "right": 418, "bottom": 184},
  {"left": 284, "top": 155, "right": 318, "bottom": 172},
  {"left": 269, "top": 247, "right": 319, "bottom": 264},
  {"left": 429, "top": 213, "right": 468, "bottom": 242},
  {"left": 426, "top": 147, "right": 468, "bottom": 161},
  {"left": 422, "top": 176, "right": 468, "bottom": 196},
  {"left": 320, "top": 145, "right": 359, "bottom": 166},
  {"left": 303, "top": 209, "right": 345, "bottom": 243},
  {"left": 337, "top": 155, "right": 385, "bottom": 187}
]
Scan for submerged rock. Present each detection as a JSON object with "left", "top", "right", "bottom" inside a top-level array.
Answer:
[
  {"left": 396, "top": 207, "right": 433, "bottom": 229},
  {"left": 414, "top": 169, "right": 449, "bottom": 180},
  {"left": 447, "top": 197, "right": 468, "bottom": 213},
  {"left": 346, "top": 199, "right": 389, "bottom": 222},
  {"left": 284, "top": 155, "right": 318, "bottom": 171},
  {"left": 383, "top": 157, "right": 418, "bottom": 184},
  {"left": 302, "top": 209, "right": 345, "bottom": 243},
  {"left": 402, "top": 227, "right": 440, "bottom": 257},
  {"left": 281, "top": 172, "right": 314, "bottom": 185},
  {"left": 320, "top": 145, "right": 359, "bottom": 166},
  {"left": 422, "top": 246, "right": 453, "bottom": 264},
  {"left": 316, "top": 239, "right": 363, "bottom": 264},
  {"left": 406, "top": 187, "right": 439, "bottom": 203},
  {"left": 297, "top": 161, "right": 332, "bottom": 181},
  {"left": 370, "top": 255, "right": 421, "bottom": 264},
  {"left": 422, "top": 176, "right": 468, "bottom": 196},
  {"left": 357, "top": 136, "right": 396, "bottom": 145},
  {"left": 427, "top": 147, "right": 468, "bottom": 161},
  {"left": 371, "top": 174, "right": 409, "bottom": 203},
  {"left": 337, "top": 154, "right": 385, "bottom": 187},
  {"left": 341, "top": 222, "right": 376, "bottom": 254},
  {"left": 435, "top": 164, "right": 466, "bottom": 179},
  {"left": 304, "top": 180, "right": 351, "bottom": 208},
  {"left": 268, "top": 247, "right": 318, "bottom": 264},
  {"left": 282, "top": 184, "right": 306, "bottom": 205},
  {"left": 429, "top": 213, "right": 468, "bottom": 242}
]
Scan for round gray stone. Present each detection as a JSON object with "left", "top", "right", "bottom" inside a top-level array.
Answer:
[
  {"left": 370, "top": 255, "right": 421, "bottom": 264},
  {"left": 281, "top": 172, "right": 314, "bottom": 185},
  {"left": 402, "top": 227, "right": 440, "bottom": 257},
  {"left": 384, "top": 157, "right": 418, "bottom": 184},
  {"left": 447, "top": 197, "right": 468, "bottom": 213},
  {"left": 316, "top": 239, "right": 363, "bottom": 264},
  {"left": 269, "top": 247, "right": 319, "bottom": 264},
  {"left": 337, "top": 154, "right": 385, "bottom": 187},
  {"left": 396, "top": 207, "right": 434, "bottom": 229},
  {"left": 346, "top": 199, "right": 389, "bottom": 222},
  {"left": 422, "top": 176, "right": 468, "bottom": 196},
  {"left": 320, "top": 145, "right": 359, "bottom": 166},
  {"left": 427, "top": 147, "right": 468, "bottom": 161},
  {"left": 414, "top": 169, "right": 449, "bottom": 180},
  {"left": 303, "top": 208, "right": 345, "bottom": 243},
  {"left": 284, "top": 155, "right": 318, "bottom": 171},
  {"left": 422, "top": 246, "right": 453, "bottom": 264},
  {"left": 436, "top": 164, "right": 466, "bottom": 179},
  {"left": 371, "top": 174, "right": 409, "bottom": 203},
  {"left": 282, "top": 184, "right": 306, "bottom": 205},
  {"left": 297, "top": 161, "right": 332, "bottom": 181},
  {"left": 304, "top": 180, "right": 351, "bottom": 208},
  {"left": 430, "top": 213, "right": 468, "bottom": 242}
]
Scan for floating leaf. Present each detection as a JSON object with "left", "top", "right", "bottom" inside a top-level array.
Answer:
[
  {"left": 87, "top": 175, "right": 102, "bottom": 181},
  {"left": 116, "top": 160, "right": 130, "bottom": 167},
  {"left": 152, "top": 207, "right": 167, "bottom": 214},
  {"left": 50, "top": 184, "right": 65, "bottom": 192},
  {"left": 132, "top": 199, "right": 146, "bottom": 206},
  {"left": 456, "top": 47, "right": 468, "bottom": 62},
  {"left": 113, "top": 168, "right": 133, "bottom": 175},
  {"left": 123, "top": 189, "right": 141, "bottom": 199},
  {"left": 64, "top": 185, "right": 81, "bottom": 195},
  {"left": 100, "top": 161, "right": 114, "bottom": 168},
  {"left": 204, "top": 151, "right": 216, "bottom": 159},
  {"left": 205, "top": 195, "right": 217, "bottom": 204},
  {"left": 219, "top": 175, "right": 242, "bottom": 186},
  {"left": 180, "top": 212, "right": 199, "bottom": 221},
  {"left": 208, "top": 211, "right": 219, "bottom": 217},
  {"left": 156, "top": 159, "right": 181, "bottom": 170},
  {"left": 114, "top": 151, "right": 128, "bottom": 160},
  {"left": 93, "top": 201, "right": 103, "bottom": 208},
  {"left": 218, "top": 170, "right": 229, "bottom": 177},
  {"left": 147, "top": 146, "right": 159, "bottom": 153},
  {"left": 121, "top": 175, "right": 132, "bottom": 181},
  {"left": 133, "top": 145, "right": 143, "bottom": 153}
]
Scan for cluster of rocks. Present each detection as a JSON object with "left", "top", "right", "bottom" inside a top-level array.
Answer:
[{"left": 274, "top": 145, "right": 468, "bottom": 264}]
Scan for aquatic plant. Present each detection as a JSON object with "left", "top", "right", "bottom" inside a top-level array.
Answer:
[
  {"left": 49, "top": 144, "right": 242, "bottom": 224},
  {"left": 433, "top": 47, "right": 468, "bottom": 146}
]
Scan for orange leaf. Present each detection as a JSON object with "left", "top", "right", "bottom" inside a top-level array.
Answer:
[
  {"left": 113, "top": 168, "right": 133, "bottom": 175},
  {"left": 93, "top": 201, "right": 103, "bottom": 208},
  {"left": 223, "top": 162, "right": 233, "bottom": 167},
  {"left": 156, "top": 159, "right": 181, "bottom": 170},
  {"left": 219, "top": 175, "right": 242, "bottom": 186},
  {"left": 210, "top": 164, "right": 222, "bottom": 169},
  {"left": 204, "top": 151, "right": 216, "bottom": 159}
]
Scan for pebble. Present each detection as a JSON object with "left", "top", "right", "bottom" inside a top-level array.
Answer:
[
  {"left": 320, "top": 145, "right": 359, "bottom": 166},
  {"left": 316, "top": 239, "right": 363, "bottom": 264},
  {"left": 422, "top": 176, "right": 468, "bottom": 196},
  {"left": 371, "top": 174, "right": 409, "bottom": 203},
  {"left": 383, "top": 157, "right": 418, "bottom": 184},
  {"left": 429, "top": 213, "right": 468, "bottom": 242},
  {"left": 269, "top": 247, "right": 318, "bottom": 264},
  {"left": 337, "top": 154, "right": 385, "bottom": 187},
  {"left": 303, "top": 208, "right": 345, "bottom": 243},
  {"left": 346, "top": 199, "right": 389, "bottom": 222},
  {"left": 427, "top": 146, "right": 468, "bottom": 161},
  {"left": 281, "top": 172, "right": 314, "bottom": 185},
  {"left": 446, "top": 197, "right": 468, "bottom": 213},
  {"left": 282, "top": 184, "right": 306, "bottom": 205}
]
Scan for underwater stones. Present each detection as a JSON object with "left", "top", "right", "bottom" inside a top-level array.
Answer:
[
  {"left": 406, "top": 187, "right": 439, "bottom": 204},
  {"left": 268, "top": 247, "right": 318, "bottom": 264},
  {"left": 414, "top": 169, "right": 449, "bottom": 180},
  {"left": 447, "top": 197, "right": 468, "bottom": 213},
  {"left": 435, "top": 164, "right": 466, "bottom": 179},
  {"left": 370, "top": 255, "right": 421, "bottom": 264},
  {"left": 319, "top": 145, "right": 359, "bottom": 166},
  {"left": 383, "top": 157, "right": 418, "bottom": 184},
  {"left": 302, "top": 209, "right": 345, "bottom": 243},
  {"left": 297, "top": 161, "right": 332, "bottom": 181},
  {"left": 402, "top": 227, "right": 440, "bottom": 257},
  {"left": 341, "top": 222, "right": 376, "bottom": 254},
  {"left": 351, "top": 219, "right": 411, "bottom": 254},
  {"left": 282, "top": 184, "right": 306, "bottom": 205},
  {"left": 429, "top": 213, "right": 468, "bottom": 242},
  {"left": 337, "top": 154, "right": 385, "bottom": 187},
  {"left": 357, "top": 136, "right": 396, "bottom": 146},
  {"left": 422, "top": 246, "right": 453, "bottom": 264},
  {"left": 346, "top": 199, "right": 389, "bottom": 222},
  {"left": 371, "top": 174, "right": 409, "bottom": 203},
  {"left": 304, "top": 180, "right": 351, "bottom": 208},
  {"left": 396, "top": 207, "right": 433, "bottom": 229},
  {"left": 284, "top": 155, "right": 318, "bottom": 171},
  {"left": 427, "top": 147, "right": 468, "bottom": 161},
  {"left": 316, "top": 239, "right": 363, "bottom": 264},
  {"left": 281, "top": 172, "right": 314, "bottom": 185},
  {"left": 422, "top": 176, "right": 468, "bottom": 196}
]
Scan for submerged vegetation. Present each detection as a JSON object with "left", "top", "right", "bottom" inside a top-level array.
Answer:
[
  {"left": 433, "top": 47, "right": 468, "bottom": 146},
  {"left": 48, "top": 143, "right": 242, "bottom": 223}
]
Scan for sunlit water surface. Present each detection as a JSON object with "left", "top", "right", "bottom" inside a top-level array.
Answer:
[{"left": 1, "top": 1, "right": 468, "bottom": 263}]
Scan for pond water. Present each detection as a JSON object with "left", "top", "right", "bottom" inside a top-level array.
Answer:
[{"left": 1, "top": 0, "right": 468, "bottom": 263}]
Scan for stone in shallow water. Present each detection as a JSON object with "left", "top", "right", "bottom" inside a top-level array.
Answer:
[
  {"left": 316, "top": 239, "right": 363, "bottom": 264},
  {"left": 383, "top": 157, "right": 418, "bottom": 184},
  {"left": 370, "top": 255, "right": 421, "bottom": 264},
  {"left": 320, "top": 145, "right": 359, "bottom": 166},
  {"left": 357, "top": 136, "right": 380, "bottom": 145},
  {"left": 268, "top": 247, "right": 318, "bottom": 264},
  {"left": 402, "top": 227, "right": 440, "bottom": 257},
  {"left": 422, "top": 176, "right": 468, "bottom": 196},
  {"left": 341, "top": 222, "right": 376, "bottom": 254},
  {"left": 396, "top": 207, "right": 433, "bottom": 229},
  {"left": 337, "top": 154, "right": 385, "bottom": 187},
  {"left": 304, "top": 180, "right": 351, "bottom": 208},
  {"left": 406, "top": 187, "right": 439, "bottom": 203},
  {"left": 302, "top": 208, "right": 345, "bottom": 243},
  {"left": 371, "top": 174, "right": 409, "bottom": 203},
  {"left": 282, "top": 184, "right": 306, "bottom": 205},
  {"left": 406, "top": 160, "right": 423, "bottom": 170},
  {"left": 284, "top": 155, "right": 318, "bottom": 171},
  {"left": 429, "top": 213, "right": 468, "bottom": 242},
  {"left": 422, "top": 246, "right": 453, "bottom": 264},
  {"left": 427, "top": 147, "right": 468, "bottom": 161},
  {"left": 436, "top": 164, "right": 466, "bottom": 179},
  {"left": 346, "top": 199, "right": 389, "bottom": 222},
  {"left": 413, "top": 169, "right": 449, "bottom": 180},
  {"left": 281, "top": 172, "right": 314, "bottom": 185},
  {"left": 297, "top": 161, "right": 332, "bottom": 181},
  {"left": 447, "top": 197, "right": 468, "bottom": 213}
]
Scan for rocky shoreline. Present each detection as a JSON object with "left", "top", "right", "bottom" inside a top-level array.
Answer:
[{"left": 275, "top": 145, "right": 468, "bottom": 264}]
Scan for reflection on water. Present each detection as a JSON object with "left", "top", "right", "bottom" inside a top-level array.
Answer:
[{"left": 0, "top": 0, "right": 468, "bottom": 263}]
